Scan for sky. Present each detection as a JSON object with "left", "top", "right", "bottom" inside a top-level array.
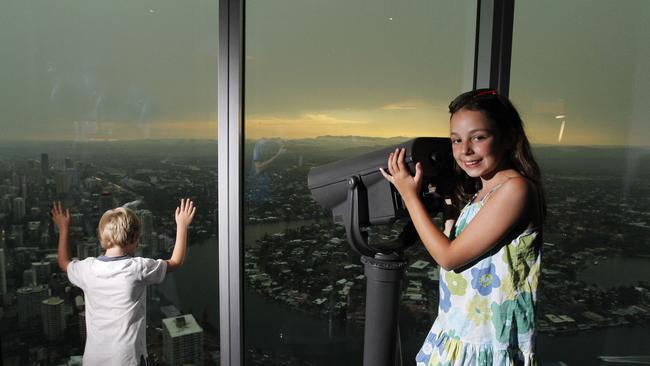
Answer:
[{"left": 0, "top": 0, "right": 648, "bottom": 146}]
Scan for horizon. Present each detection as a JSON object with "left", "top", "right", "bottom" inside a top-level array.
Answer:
[{"left": 0, "top": 136, "right": 649, "bottom": 149}]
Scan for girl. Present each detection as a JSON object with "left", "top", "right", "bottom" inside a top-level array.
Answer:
[{"left": 380, "top": 89, "right": 545, "bottom": 365}]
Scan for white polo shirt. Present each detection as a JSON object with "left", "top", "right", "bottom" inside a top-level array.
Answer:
[{"left": 67, "top": 255, "right": 167, "bottom": 366}]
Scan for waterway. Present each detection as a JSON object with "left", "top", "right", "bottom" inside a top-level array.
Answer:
[
  {"left": 159, "top": 221, "right": 650, "bottom": 365},
  {"left": 578, "top": 256, "right": 650, "bottom": 288}
]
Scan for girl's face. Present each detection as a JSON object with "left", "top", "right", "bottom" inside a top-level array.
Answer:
[{"left": 450, "top": 109, "right": 507, "bottom": 180}]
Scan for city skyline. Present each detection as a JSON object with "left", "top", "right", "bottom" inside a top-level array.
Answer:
[{"left": 1, "top": 132, "right": 650, "bottom": 148}]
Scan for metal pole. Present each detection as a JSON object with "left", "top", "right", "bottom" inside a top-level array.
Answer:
[{"left": 361, "top": 253, "right": 407, "bottom": 366}]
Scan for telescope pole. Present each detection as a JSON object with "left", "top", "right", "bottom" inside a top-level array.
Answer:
[{"left": 361, "top": 253, "right": 407, "bottom": 366}]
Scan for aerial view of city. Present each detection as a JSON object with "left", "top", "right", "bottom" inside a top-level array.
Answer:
[
  {"left": 0, "top": 138, "right": 648, "bottom": 365},
  {"left": 2, "top": 0, "right": 649, "bottom": 364}
]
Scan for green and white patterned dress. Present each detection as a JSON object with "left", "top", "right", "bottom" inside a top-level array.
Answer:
[{"left": 416, "top": 186, "right": 542, "bottom": 366}]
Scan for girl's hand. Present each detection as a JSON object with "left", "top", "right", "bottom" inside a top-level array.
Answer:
[
  {"left": 379, "top": 147, "right": 423, "bottom": 202},
  {"left": 175, "top": 198, "right": 196, "bottom": 228},
  {"left": 51, "top": 201, "right": 71, "bottom": 229}
]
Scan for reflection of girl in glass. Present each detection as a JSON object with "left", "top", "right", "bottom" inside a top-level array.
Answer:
[
  {"left": 380, "top": 89, "right": 545, "bottom": 365},
  {"left": 248, "top": 138, "right": 287, "bottom": 204}
]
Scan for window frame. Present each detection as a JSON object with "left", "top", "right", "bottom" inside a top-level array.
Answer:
[{"left": 216, "top": 1, "right": 514, "bottom": 365}]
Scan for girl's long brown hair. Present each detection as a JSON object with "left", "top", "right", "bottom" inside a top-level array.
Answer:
[{"left": 448, "top": 89, "right": 547, "bottom": 219}]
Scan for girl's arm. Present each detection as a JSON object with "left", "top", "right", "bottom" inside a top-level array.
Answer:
[
  {"left": 254, "top": 145, "right": 287, "bottom": 173},
  {"left": 380, "top": 148, "right": 531, "bottom": 270}
]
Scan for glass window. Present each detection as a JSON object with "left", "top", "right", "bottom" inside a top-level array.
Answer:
[
  {"left": 244, "top": 0, "right": 475, "bottom": 363},
  {"left": 0, "top": 1, "right": 218, "bottom": 365},
  {"left": 510, "top": 1, "right": 650, "bottom": 363}
]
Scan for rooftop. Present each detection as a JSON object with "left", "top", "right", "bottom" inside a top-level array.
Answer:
[{"left": 162, "top": 314, "right": 203, "bottom": 338}]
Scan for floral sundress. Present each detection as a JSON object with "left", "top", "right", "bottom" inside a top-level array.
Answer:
[{"left": 416, "top": 184, "right": 542, "bottom": 366}]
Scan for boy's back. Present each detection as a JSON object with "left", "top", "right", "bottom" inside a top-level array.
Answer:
[
  {"left": 52, "top": 199, "right": 195, "bottom": 366},
  {"left": 67, "top": 256, "right": 167, "bottom": 366}
]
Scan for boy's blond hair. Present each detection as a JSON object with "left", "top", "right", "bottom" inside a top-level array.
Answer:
[{"left": 98, "top": 207, "right": 141, "bottom": 249}]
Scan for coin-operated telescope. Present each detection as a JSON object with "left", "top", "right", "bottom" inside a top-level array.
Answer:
[
  {"left": 308, "top": 137, "right": 454, "bottom": 256},
  {"left": 308, "top": 137, "right": 455, "bottom": 366}
]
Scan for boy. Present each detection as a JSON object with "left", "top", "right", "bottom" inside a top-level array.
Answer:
[{"left": 52, "top": 199, "right": 196, "bottom": 366}]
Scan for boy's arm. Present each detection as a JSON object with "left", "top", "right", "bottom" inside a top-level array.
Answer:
[
  {"left": 166, "top": 198, "right": 196, "bottom": 273},
  {"left": 51, "top": 202, "right": 72, "bottom": 272}
]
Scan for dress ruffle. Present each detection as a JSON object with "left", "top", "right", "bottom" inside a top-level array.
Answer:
[{"left": 415, "top": 330, "right": 536, "bottom": 366}]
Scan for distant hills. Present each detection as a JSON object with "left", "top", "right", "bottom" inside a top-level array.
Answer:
[{"left": 1, "top": 137, "right": 648, "bottom": 179}]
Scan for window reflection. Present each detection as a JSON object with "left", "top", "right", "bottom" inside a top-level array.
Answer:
[
  {"left": 244, "top": 0, "right": 475, "bottom": 363},
  {"left": 0, "top": 1, "right": 218, "bottom": 365},
  {"left": 511, "top": 0, "right": 650, "bottom": 363}
]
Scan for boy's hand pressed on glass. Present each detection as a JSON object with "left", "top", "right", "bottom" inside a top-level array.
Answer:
[
  {"left": 175, "top": 198, "right": 196, "bottom": 228},
  {"left": 51, "top": 201, "right": 71, "bottom": 230},
  {"left": 167, "top": 198, "right": 196, "bottom": 272},
  {"left": 52, "top": 201, "right": 72, "bottom": 271}
]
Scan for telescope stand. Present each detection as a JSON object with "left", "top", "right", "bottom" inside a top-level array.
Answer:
[
  {"left": 344, "top": 176, "right": 416, "bottom": 365},
  {"left": 361, "top": 253, "right": 407, "bottom": 366}
]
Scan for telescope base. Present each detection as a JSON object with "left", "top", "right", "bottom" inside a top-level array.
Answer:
[{"left": 361, "top": 253, "right": 407, "bottom": 366}]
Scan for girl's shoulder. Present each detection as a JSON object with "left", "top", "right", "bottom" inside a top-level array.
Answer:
[
  {"left": 494, "top": 174, "right": 543, "bottom": 224},
  {"left": 502, "top": 174, "right": 532, "bottom": 191},
  {"left": 480, "top": 174, "right": 536, "bottom": 216},
  {"left": 498, "top": 169, "right": 539, "bottom": 193},
  {"left": 482, "top": 173, "right": 530, "bottom": 203}
]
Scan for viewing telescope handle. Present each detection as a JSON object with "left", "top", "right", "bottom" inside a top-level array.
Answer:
[{"left": 345, "top": 176, "right": 376, "bottom": 257}]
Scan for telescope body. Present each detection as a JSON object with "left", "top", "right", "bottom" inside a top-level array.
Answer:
[{"left": 308, "top": 137, "right": 454, "bottom": 228}]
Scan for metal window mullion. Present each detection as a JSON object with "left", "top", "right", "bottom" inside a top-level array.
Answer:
[
  {"left": 474, "top": 0, "right": 515, "bottom": 96},
  {"left": 218, "top": 0, "right": 244, "bottom": 365}
]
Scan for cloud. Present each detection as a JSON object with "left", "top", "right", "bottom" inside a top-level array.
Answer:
[
  {"left": 302, "top": 114, "right": 368, "bottom": 124},
  {"left": 380, "top": 102, "right": 421, "bottom": 110},
  {"left": 246, "top": 113, "right": 378, "bottom": 139},
  {"left": 248, "top": 113, "right": 369, "bottom": 126},
  {"left": 379, "top": 100, "right": 446, "bottom": 111}
]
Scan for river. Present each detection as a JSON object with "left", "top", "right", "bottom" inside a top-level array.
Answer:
[
  {"left": 158, "top": 221, "right": 650, "bottom": 365},
  {"left": 578, "top": 256, "right": 650, "bottom": 288}
]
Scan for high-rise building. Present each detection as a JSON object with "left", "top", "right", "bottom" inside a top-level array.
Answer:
[
  {"left": 99, "top": 190, "right": 115, "bottom": 215},
  {"left": 13, "top": 197, "right": 25, "bottom": 221},
  {"left": 0, "top": 248, "right": 6, "bottom": 296},
  {"left": 162, "top": 314, "right": 204, "bottom": 366},
  {"left": 27, "top": 221, "right": 41, "bottom": 243},
  {"left": 77, "top": 240, "right": 100, "bottom": 259},
  {"left": 71, "top": 213, "right": 84, "bottom": 228},
  {"left": 79, "top": 311, "right": 86, "bottom": 341},
  {"left": 41, "top": 297, "right": 66, "bottom": 341},
  {"left": 64, "top": 157, "right": 74, "bottom": 170},
  {"left": 23, "top": 268, "right": 37, "bottom": 286},
  {"left": 41, "top": 153, "right": 50, "bottom": 176},
  {"left": 45, "top": 253, "right": 58, "bottom": 266},
  {"left": 16, "top": 284, "right": 49, "bottom": 324},
  {"left": 31, "top": 261, "right": 52, "bottom": 284},
  {"left": 11, "top": 172, "right": 20, "bottom": 189},
  {"left": 55, "top": 170, "right": 75, "bottom": 194},
  {"left": 20, "top": 176, "right": 27, "bottom": 201},
  {"left": 11, "top": 224, "right": 24, "bottom": 246},
  {"left": 0, "top": 195, "right": 9, "bottom": 215},
  {"left": 135, "top": 209, "right": 153, "bottom": 247},
  {"left": 66, "top": 355, "right": 83, "bottom": 366}
]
